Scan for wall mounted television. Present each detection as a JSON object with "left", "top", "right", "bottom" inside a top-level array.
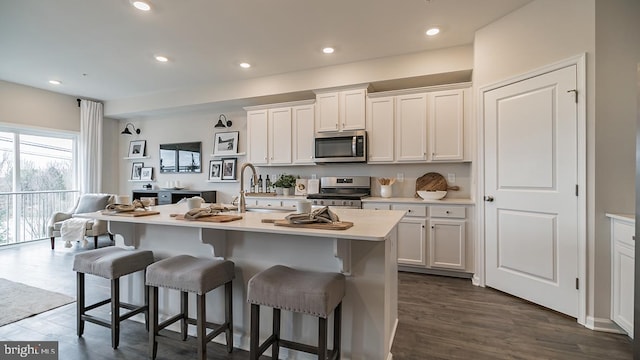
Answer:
[{"left": 159, "top": 142, "right": 202, "bottom": 173}]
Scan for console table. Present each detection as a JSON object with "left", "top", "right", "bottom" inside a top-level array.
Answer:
[{"left": 132, "top": 189, "right": 216, "bottom": 205}]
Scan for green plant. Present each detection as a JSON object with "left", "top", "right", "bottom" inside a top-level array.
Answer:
[{"left": 274, "top": 174, "right": 297, "bottom": 188}]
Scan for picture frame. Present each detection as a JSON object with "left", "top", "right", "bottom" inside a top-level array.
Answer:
[
  {"left": 128, "top": 140, "right": 146, "bottom": 158},
  {"left": 131, "top": 162, "right": 144, "bottom": 180},
  {"left": 213, "top": 131, "right": 239, "bottom": 156},
  {"left": 221, "top": 158, "right": 237, "bottom": 180},
  {"left": 209, "top": 160, "right": 223, "bottom": 181},
  {"left": 140, "top": 167, "right": 153, "bottom": 181}
]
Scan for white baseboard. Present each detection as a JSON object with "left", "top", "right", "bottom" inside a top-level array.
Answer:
[{"left": 584, "top": 316, "right": 627, "bottom": 334}]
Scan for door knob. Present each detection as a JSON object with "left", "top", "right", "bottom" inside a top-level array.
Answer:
[{"left": 484, "top": 195, "right": 494, "bottom": 202}]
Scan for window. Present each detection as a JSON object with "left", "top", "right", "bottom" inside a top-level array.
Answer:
[{"left": 0, "top": 127, "right": 78, "bottom": 245}]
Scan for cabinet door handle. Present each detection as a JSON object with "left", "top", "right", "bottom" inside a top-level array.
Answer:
[
  {"left": 431, "top": 225, "right": 435, "bottom": 229},
  {"left": 445, "top": 210, "right": 450, "bottom": 214},
  {"left": 407, "top": 209, "right": 412, "bottom": 213}
]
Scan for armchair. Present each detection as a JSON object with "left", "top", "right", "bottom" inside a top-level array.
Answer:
[{"left": 48, "top": 193, "right": 115, "bottom": 250}]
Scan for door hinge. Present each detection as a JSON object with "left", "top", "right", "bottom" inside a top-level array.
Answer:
[
  {"left": 575, "top": 278, "right": 579, "bottom": 290},
  {"left": 575, "top": 184, "right": 578, "bottom": 196}
]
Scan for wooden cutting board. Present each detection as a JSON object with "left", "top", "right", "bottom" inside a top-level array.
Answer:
[
  {"left": 101, "top": 210, "right": 160, "bottom": 217},
  {"left": 172, "top": 214, "right": 243, "bottom": 223},
  {"left": 261, "top": 219, "right": 353, "bottom": 230},
  {"left": 416, "top": 172, "right": 448, "bottom": 191},
  {"left": 415, "top": 172, "right": 460, "bottom": 194}
]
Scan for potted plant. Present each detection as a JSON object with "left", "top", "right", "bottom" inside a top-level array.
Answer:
[{"left": 274, "top": 174, "right": 297, "bottom": 196}]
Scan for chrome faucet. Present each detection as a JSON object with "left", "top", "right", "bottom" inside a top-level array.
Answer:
[{"left": 238, "top": 162, "right": 257, "bottom": 213}]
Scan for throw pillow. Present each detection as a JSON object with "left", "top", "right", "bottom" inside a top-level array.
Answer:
[{"left": 74, "top": 194, "right": 111, "bottom": 214}]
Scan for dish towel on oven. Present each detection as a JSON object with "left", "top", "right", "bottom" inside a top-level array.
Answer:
[{"left": 60, "top": 218, "right": 89, "bottom": 248}]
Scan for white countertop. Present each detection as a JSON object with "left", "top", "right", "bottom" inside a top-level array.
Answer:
[
  {"left": 77, "top": 204, "right": 405, "bottom": 241},
  {"left": 606, "top": 213, "right": 635, "bottom": 223},
  {"left": 246, "top": 194, "right": 475, "bottom": 205},
  {"left": 363, "top": 196, "right": 475, "bottom": 205}
]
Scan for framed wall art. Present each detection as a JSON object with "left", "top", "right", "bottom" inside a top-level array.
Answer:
[
  {"left": 209, "top": 160, "right": 223, "bottom": 181},
  {"left": 222, "top": 158, "right": 237, "bottom": 180},
  {"left": 213, "top": 131, "right": 239, "bottom": 156},
  {"left": 140, "top": 167, "right": 153, "bottom": 181},
  {"left": 131, "top": 162, "right": 144, "bottom": 180},
  {"left": 128, "top": 140, "right": 146, "bottom": 158}
]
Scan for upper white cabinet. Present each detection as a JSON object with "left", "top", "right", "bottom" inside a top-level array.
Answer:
[
  {"left": 292, "top": 104, "right": 315, "bottom": 165},
  {"left": 429, "top": 89, "right": 464, "bottom": 161},
  {"left": 366, "top": 84, "right": 471, "bottom": 164},
  {"left": 315, "top": 86, "right": 367, "bottom": 132},
  {"left": 247, "top": 109, "right": 269, "bottom": 165},
  {"left": 396, "top": 93, "right": 428, "bottom": 162},
  {"left": 268, "top": 107, "right": 292, "bottom": 164},
  {"left": 246, "top": 100, "right": 315, "bottom": 166},
  {"left": 366, "top": 96, "right": 395, "bottom": 162}
]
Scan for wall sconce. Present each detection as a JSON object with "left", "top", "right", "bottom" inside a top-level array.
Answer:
[
  {"left": 121, "top": 123, "right": 141, "bottom": 135},
  {"left": 214, "top": 114, "right": 232, "bottom": 128}
]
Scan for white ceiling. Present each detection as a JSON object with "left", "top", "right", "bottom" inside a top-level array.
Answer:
[{"left": 0, "top": 0, "right": 532, "bottom": 103}]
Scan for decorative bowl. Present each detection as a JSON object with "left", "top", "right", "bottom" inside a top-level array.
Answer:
[{"left": 417, "top": 190, "right": 447, "bottom": 200}]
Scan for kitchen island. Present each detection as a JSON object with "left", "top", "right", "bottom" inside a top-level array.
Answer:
[{"left": 77, "top": 204, "right": 404, "bottom": 360}]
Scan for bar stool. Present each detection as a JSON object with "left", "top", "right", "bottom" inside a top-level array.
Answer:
[
  {"left": 247, "top": 265, "right": 345, "bottom": 360},
  {"left": 145, "top": 255, "right": 235, "bottom": 360},
  {"left": 72, "top": 247, "right": 155, "bottom": 349}
]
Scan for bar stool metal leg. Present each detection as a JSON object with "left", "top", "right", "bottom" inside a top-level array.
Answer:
[
  {"left": 273, "top": 308, "right": 281, "bottom": 360},
  {"left": 250, "top": 304, "right": 260, "bottom": 359},
  {"left": 225, "top": 281, "right": 233, "bottom": 353},
  {"left": 197, "top": 293, "right": 206, "bottom": 360},
  {"left": 333, "top": 302, "right": 342, "bottom": 360},
  {"left": 318, "top": 317, "right": 327, "bottom": 360},
  {"left": 180, "top": 291, "right": 188, "bottom": 341},
  {"left": 77, "top": 272, "right": 85, "bottom": 337},
  {"left": 111, "top": 278, "right": 120, "bottom": 349},
  {"left": 149, "top": 286, "right": 158, "bottom": 360}
]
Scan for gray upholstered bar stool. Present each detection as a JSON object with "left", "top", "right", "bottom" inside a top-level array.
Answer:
[
  {"left": 145, "top": 255, "right": 235, "bottom": 360},
  {"left": 247, "top": 265, "right": 345, "bottom": 360},
  {"left": 73, "top": 246, "right": 155, "bottom": 349}
]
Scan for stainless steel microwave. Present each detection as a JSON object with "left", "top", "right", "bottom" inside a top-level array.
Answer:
[{"left": 314, "top": 130, "right": 367, "bottom": 163}]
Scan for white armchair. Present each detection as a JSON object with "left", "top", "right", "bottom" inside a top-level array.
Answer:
[{"left": 48, "top": 193, "right": 115, "bottom": 250}]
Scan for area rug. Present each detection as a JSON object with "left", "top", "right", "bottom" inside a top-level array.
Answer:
[{"left": 0, "top": 278, "right": 74, "bottom": 326}]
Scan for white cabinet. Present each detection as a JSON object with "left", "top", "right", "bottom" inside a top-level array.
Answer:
[
  {"left": 366, "top": 96, "right": 395, "bottom": 163},
  {"left": 247, "top": 109, "right": 269, "bottom": 165},
  {"left": 246, "top": 100, "right": 314, "bottom": 166},
  {"left": 292, "top": 104, "right": 315, "bottom": 165},
  {"left": 392, "top": 204, "right": 428, "bottom": 266},
  {"left": 268, "top": 107, "right": 292, "bottom": 164},
  {"left": 395, "top": 93, "right": 428, "bottom": 162},
  {"left": 609, "top": 214, "right": 635, "bottom": 337},
  {"left": 315, "top": 87, "right": 366, "bottom": 132},
  {"left": 366, "top": 85, "right": 470, "bottom": 164},
  {"left": 247, "top": 107, "right": 292, "bottom": 165},
  {"left": 429, "top": 206, "right": 466, "bottom": 270},
  {"left": 364, "top": 201, "right": 471, "bottom": 273},
  {"left": 429, "top": 89, "right": 464, "bottom": 161}
]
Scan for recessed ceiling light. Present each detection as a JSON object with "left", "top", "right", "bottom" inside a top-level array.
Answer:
[
  {"left": 155, "top": 55, "right": 168, "bottom": 62},
  {"left": 322, "top": 47, "right": 335, "bottom": 54},
  {"left": 131, "top": 1, "right": 151, "bottom": 11},
  {"left": 426, "top": 27, "right": 440, "bottom": 36},
  {"left": 49, "top": 80, "right": 61, "bottom": 85},
  {"left": 240, "top": 62, "right": 251, "bottom": 69}
]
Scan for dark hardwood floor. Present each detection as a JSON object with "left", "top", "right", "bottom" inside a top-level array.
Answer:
[{"left": 0, "top": 239, "right": 633, "bottom": 359}]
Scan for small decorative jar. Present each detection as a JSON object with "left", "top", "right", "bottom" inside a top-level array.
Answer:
[{"left": 380, "top": 185, "right": 392, "bottom": 198}]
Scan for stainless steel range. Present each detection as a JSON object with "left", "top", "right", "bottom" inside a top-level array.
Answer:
[{"left": 306, "top": 176, "right": 370, "bottom": 208}]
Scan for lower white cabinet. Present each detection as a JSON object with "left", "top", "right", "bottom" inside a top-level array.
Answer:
[
  {"left": 363, "top": 202, "right": 470, "bottom": 273},
  {"left": 609, "top": 214, "right": 635, "bottom": 337}
]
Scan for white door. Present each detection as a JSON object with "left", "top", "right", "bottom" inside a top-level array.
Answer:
[{"left": 484, "top": 65, "right": 579, "bottom": 317}]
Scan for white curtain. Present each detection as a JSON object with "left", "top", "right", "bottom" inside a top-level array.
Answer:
[{"left": 79, "top": 99, "right": 103, "bottom": 194}]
